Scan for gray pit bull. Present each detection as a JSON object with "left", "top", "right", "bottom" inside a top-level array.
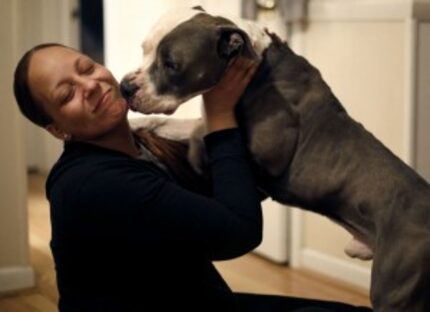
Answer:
[{"left": 120, "top": 6, "right": 430, "bottom": 311}]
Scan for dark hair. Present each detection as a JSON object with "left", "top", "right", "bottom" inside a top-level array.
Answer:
[
  {"left": 13, "top": 43, "right": 66, "bottom": 127},
  {"left": 134, "top": 128, "right": 211, "bottom": 196}
]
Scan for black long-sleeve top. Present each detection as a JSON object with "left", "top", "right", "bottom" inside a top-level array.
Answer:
[{"left": 46, "top": 128, "right": 263, "bottom": 311}]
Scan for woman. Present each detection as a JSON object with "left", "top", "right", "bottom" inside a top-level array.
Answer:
[{"left": 14, "top": 43, "right": 371, "bottom": 311}]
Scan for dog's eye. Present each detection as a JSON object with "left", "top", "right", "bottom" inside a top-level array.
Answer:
[{"left": 164, "top": 59, "right": 179, "bottom": 71}]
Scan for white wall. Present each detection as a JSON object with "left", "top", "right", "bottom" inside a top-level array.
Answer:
[
  {"left": 0, "top": 0, "right": 34, "bottom": 293},
  {"left": 416, "top": 22, "right": 430, "bottom": 181}
]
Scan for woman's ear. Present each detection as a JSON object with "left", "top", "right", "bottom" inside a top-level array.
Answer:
[{"left": 45, "top": 123, "right": 70, "bottom": 141}]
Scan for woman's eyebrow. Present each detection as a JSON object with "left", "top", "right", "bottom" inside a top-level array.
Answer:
[{"left": 53, "top": 56, "right": 82, "bottom": 90}]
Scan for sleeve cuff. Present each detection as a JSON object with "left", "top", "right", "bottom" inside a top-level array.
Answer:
[{"left": 204, "top": 128, "right": 248, "bottom": 159}]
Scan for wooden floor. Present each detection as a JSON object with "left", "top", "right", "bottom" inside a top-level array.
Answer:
[{"left": 0, "top": 173, "right": 371, "bottom": 311}]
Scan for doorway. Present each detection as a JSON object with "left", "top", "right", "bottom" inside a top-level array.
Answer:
[{"left": 79, "top": 0, "right": 104, "bottom": 64}]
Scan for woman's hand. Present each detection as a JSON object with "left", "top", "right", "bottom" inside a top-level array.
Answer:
[{"left": 203, "top": 57, "right": 259, "bottom": 133}]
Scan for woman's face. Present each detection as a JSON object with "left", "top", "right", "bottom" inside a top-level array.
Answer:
[{"left": 28, "top": 46, "right": 128, "bottom": 140}]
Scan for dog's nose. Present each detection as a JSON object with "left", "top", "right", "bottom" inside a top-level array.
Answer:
[{"left": 120, "top": 79, "right": 139, "bottom": 99}]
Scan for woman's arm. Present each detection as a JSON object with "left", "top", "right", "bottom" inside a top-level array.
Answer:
[{"left": 76, "top": 130, "right": 261, "bottom": 261}]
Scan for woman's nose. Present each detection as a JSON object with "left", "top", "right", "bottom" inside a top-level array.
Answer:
[{"left": 82, "top": 79, "right": 100, "bottom": 98}]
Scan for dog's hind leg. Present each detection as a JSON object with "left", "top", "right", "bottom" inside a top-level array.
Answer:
[{"left": 370, "top": 229, "right": 430, "bottom": 312}]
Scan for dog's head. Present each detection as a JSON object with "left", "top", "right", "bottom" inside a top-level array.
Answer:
[{"left": 120, "top": 6, "right": 258, "bottom": 115}]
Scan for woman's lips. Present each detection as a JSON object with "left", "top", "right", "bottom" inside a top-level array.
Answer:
[{"left": 94, "top": 88, "right": 112, "bottom": 112}]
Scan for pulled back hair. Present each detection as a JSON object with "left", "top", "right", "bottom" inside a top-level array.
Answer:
[{"left": 13, "top": 43, "right": 66, "bottom": 127}]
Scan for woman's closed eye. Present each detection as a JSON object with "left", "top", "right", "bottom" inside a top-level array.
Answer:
[
  {"left": 58, "top": 86, "right": 75, "bottom": 105},
  {"left": 78, "top": 58, "right": 96, "bottom": 75},
  {"left": 80, "top": 62, "right": 95, "bottom": 75}
]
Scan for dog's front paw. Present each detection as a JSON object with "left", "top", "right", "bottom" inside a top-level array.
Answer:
[{"left": 129, "top": 116, "right": 168, "bottom": 133}]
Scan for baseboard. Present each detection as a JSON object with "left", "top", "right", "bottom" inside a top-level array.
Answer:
[
  {"left": 289, "top": 208, "right": 303, "bottom": 268},
  {"left": 0, "top": 266, "right": 35, "bottom": 293},
  {"left": 301, "top": 248, "right": 371, "bottom": 290}
]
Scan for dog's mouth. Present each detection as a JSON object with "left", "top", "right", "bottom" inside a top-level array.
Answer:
[
  {"left": 123, "top": 89, "right": 182, "bottom": 115},
  {"left": 119, "top": 77, "right": 141, "bottom": 112},
  {"left": 126, "top": 97, "right": 139, "bottom": 112},
  {"left": 120, "top": 71, "right": 195, "bottom": 115}
]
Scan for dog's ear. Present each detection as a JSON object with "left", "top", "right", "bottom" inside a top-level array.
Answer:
[
  {"left": 217, "top": 26, "right": 259, "bottom": 61},
  {"left": 192, "top": 5, "right": 205, "bottom": 12}
]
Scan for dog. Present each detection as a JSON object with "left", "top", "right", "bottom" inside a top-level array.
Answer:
[{"left": 120, "top": 6, "right": 430, "bottom": 311}]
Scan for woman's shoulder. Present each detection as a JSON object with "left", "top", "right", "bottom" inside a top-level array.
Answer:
[{"left": 46, "top": 140, "right": 167, "bottom": 200}]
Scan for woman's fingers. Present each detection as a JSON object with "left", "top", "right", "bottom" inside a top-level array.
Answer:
[
  {"left": 203, "top": 56, "right": 260, "bottom": 111},
  {"left": 222, "top": 57, "right": 259, "bottom": 87},
  {"left": 241, "top": 60, "right": 259, "bottom": 86},
  {"left": 222, "top": 57, "right": 245, "bottom": 82}
]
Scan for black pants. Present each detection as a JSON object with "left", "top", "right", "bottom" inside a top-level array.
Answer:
[{"left": 234, "top": 292, "right": 372, "bottom": 311}]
